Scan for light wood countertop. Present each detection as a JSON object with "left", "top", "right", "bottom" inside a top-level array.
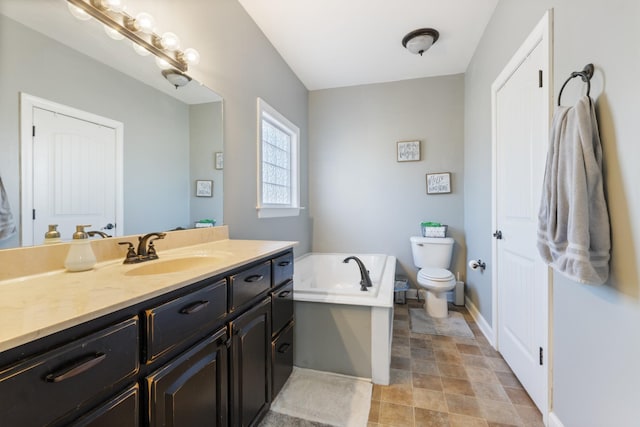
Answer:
[{"left": 0, "top": 239, "right": 296, "bottom": 353}]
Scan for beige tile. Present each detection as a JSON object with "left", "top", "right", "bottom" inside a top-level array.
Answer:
[
  {"left": 379, "top": 402, "right": 415, "bottom": 427},
  {"left": 430, "top": 339, "right": 459, "bottom": 351},
  {"left": 412, "top": 359, "right": 440, "bottom": 375},
  {"left": 372, "top": 384, "right": 383, "bottom": 400},
  {"left": 504, "top": 387, "right": 535, "bottom": 407},
  {"left": 465, "top": 366, "right": 499, "bottom": 384},
  {"left": 411, "top": 347, "right": 436, "bottom": 360},
  {"left": 394, "top": 313, "right": 409, "bottom": 321},
  {"left": 394, "top": 336, "right": 411, "bottom": 347},
  {"left": 390, "top": 368, "right": 413, "bottom": 385},
  {"left": 453, "top": 337, "right": 478, "bottom": 346},
  {"left": 437, "top": 362, "right": 468, "bottom": 380},
  {"left": 442, "top": 377, "right": 475, "bottom": 397},
  {"left": 411, "top": 337, "right": 432, "bottom": 349},
  {"left": 411, "top": 331, "right": 434, "bottom": 340},
  {"left": 486, "top": 423, "right": 520, "bottom": 427},
  {"left": 381, "top": 383, "right": 414, "bottom": 405},
  {"left": 392, "top": 344, "right": 411, "bottom": 358},
  {"left": 391, "top": 356, "right": 412, "bottom": 370},
  {"left": 394, "top": 327, "right": 410, "bottom": 337},
  {"left": 495, "top": 371, "right": 522, "bottom": 388},
  {"left": 461, "top": 354, "right": 490, "bottom": 369},
  {"left": 456, "top": 343, "right": 483, "bottom": 356},
  {"left": 471, "top": 383, "right": 509, "bottom": 402},
  {"left": 369, "top": 400, "right": 381, "bottom": 423},
  {"left": 479, "top": 345, "right": 501, "bottom": 358},
  {"left": 394, "top": 319, "right": 409, "bottom": 328},
  {"left": 413, "top": 373, "right": 443, "bottom": 391},
  {"left": 514, "top": 404, "right": 544, "bottom": 426},
  {"left": 431, "top": 334, "right": 455, "bottom": 343},
  {"left": 477, "top": 400, "right": 522, "bottom": 425},
  {"left": 414, "top": 408, "right": 450, "bottom": 427},
  {"left": 367, "top": 423, "right": 380, "bottom": 427},
  {"left": 449, "top": 414, "right": 490, "bottom": 427},
  {"left": 486, "top": 357, "right": 512, "bottom": 373},
  {"left": 445, "top": 393, "right": 483, "bottom": 418},
  {"left": 413, "top": 388, "right": 448, "bottom": 412},
  {"left": 435, "top": 348, "right": 463, "bottom": 365}
]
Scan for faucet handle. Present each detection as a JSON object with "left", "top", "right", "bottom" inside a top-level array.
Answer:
[{"left": 118, "top": 242, "right": 138, "bottom": 264}]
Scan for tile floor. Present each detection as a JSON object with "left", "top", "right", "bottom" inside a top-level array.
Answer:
[{"left": 368, "top": 300, "right": 544, "bottom": 427}]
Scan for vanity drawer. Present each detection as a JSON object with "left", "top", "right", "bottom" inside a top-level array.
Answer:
[
  {"left": 229, "top": 261, "right": 272, "bottom": 312},
  {"left": 145, "top": 279, "right": 227, "bottom": 363},
  {"left": 0, "top": 317, "right": 139, "bottom": 427},
  {"left": 272, "top": 252, "right": 294, "bottom": 287},
  {"left": 271, "top": 280, "right": 294, "bottom": 337}
]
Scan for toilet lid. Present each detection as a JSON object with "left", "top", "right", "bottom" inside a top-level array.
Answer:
[{"left": 418, "top": 267, "right": 455, "bottom": 282}]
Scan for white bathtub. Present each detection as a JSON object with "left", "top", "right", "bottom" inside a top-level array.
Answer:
[{"left": 293, "top": 253, "right": 396, "bottom": 385}]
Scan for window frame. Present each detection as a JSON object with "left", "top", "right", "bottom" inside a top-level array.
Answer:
[{"left": 256, "top": 97, "right": 301, "bottom": 218}]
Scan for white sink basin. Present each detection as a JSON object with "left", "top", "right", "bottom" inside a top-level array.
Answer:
[{"left": 124, "top": 256, "right": 219, "bottom": 276}]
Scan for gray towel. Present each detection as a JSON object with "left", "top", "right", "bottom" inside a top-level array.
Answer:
[
  {"left": 537, "top": 96, "right": 610, "bottom": 285},
  {"left": 0, "top": 176, "right": 17, "bottom": 241}
]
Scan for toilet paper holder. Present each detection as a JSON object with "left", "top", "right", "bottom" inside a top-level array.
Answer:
[{"left": 468, "top": 259, "right": 486, "bottom": 271}]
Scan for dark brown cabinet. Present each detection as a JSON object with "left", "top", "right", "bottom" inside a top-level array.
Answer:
[
  {"left": 230, "top": 298, "right": 272, "bottom": 427},
  {"left": 146, "top": 328, "right": 228, "bottom": 427},
  {"left": 0, "top": 249, "right": 295, "bottom": 427}
]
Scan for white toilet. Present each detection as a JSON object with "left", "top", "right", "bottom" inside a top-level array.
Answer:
[{"left": 410, "top": 236, "right": 456, "bottom": 318}]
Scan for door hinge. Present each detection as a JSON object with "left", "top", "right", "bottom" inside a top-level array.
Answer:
[
  {"left": 32, "top": 209, "right": 36, "bottom": 220},
  {"left": 32, "top": 125, "right": 36, "bottom": 137},
  {"left": 539, "top": 347, "right": 543, "bottom": 365},
  {"left": 538, "top": 70, "right": 543, "bottom": 88}
]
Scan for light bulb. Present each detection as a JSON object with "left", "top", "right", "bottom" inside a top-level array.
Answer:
[
  {"left": 132, "top": 41, "right": 151, "bottom": 56},
  {"left": 101, "top": 0, "right": 124, "bottom": 13},
  {"left": 155, "top": 57, "right": 172, "bottom": 70},
  {"left": 104, "top": 25, "right": 124, "bottom": 40},
  {"left": 160, "top": 32, "right": 181, "bottom": 51},
  {"left": 68, "top": 3, "right": 91, "bottom": 21},
  {"left": 182, "top": 48, "right": 200, "bottom": 65},
  {"left": 134, "top": 12, "right": 155, "bottom": 34}
]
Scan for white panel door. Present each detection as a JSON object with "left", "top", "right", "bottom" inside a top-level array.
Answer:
[
  {"left": 494, "top": 27, "right": 550, "bottom": 414},
  {"left": 32, "top": 108, "right": 118, "bottom": 243}
]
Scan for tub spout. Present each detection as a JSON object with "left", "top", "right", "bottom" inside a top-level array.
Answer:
[{"left": 343, "top": 256, "right": 372, "bottom": 291}]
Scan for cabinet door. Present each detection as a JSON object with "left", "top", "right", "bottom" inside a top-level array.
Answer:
[
  {"left": 71, "top": 384, "right": 139, "bottom": 427},
  {"left": 146, "top": 328, "right": 228, "bottom": 427},
  {"left": 230, "top": 298, "right": 272, "bottom": 427}
]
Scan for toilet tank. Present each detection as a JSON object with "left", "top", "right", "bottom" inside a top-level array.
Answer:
[{"left": 410, "top": 236, "right": 454, "bottom": 269}]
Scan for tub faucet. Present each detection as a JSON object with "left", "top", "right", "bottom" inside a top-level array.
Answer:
[{"left": 343, "top": 256, "right": 372, "bottom": 291}]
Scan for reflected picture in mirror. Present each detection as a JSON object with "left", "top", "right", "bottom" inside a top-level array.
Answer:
[{"left": 0, "top": 2, "right": 224, "bottom": 249}]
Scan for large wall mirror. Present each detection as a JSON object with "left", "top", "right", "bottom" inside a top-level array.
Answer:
[{"left": 0, "top": 0, "right": 223, "bottom": 249}]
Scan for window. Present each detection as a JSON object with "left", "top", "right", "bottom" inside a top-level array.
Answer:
[{"left": 257, "top": 98, "right": 300, "bottom": 218}]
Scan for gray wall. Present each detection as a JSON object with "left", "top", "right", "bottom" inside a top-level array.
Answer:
[
  {"left": 465, "top": 1, "right": 640, "bottom": 425},
  {"left": 190, "top": 102, "right": 224, "bottom": 226},
  {"left": 0, "top": 14, "right": 192, "bottom": 247},
  {"left": 166, "top": 0, "right": 311, "bottom": 255},
  {"left": 308, "top": 75, "right": 465, "bottom": 287}
]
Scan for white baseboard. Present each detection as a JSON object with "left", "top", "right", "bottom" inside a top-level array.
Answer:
[
  {"left": 465, "top": 297, "right": 495, "bottom": 347},
  {"left": 548, "top": 412, "right": 565, "bottom": 427}
]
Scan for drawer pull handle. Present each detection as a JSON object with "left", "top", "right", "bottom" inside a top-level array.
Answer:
[
  {"left": 244, "top": 274, "right": 264, "bottom": 283},
  {"left": 45, "top": 353, "right": 107, "bottom": 383},
  {"left": 180, "top": 300, "right": 210, "bottom": 314},
  {"left": 277, "top": 343, "right": 291, "bottom": 353},
  {"left": 277, "top": 261, "right": 291, "bottom": 267},
  {"left": 277, "top": 290, "right": 291, "bottom": 298}
]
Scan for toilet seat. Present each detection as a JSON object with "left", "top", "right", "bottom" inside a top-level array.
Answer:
[{"left": 418, "top": 267, "right": 455, "bottom": 283}]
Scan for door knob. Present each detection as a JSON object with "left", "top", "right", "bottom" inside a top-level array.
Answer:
[
  {"left": 102, "top": 223, "right": 115, "bottom": 230},
  {"left": 493, "top": 230, "right": 503, "bottom": 239}
]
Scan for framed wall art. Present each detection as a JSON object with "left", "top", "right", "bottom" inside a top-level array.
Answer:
[
  {"left": 397, "top": 140, "right": 420, "bottom": 162},
  {"left": 426, "top": 172, "right": 451, "bottom": 194},
  {"left": 196, "top": 180, "right": 213, "bottom": 197}
]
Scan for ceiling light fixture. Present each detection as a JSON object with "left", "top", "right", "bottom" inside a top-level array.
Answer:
[
  {"left": 402, "top": 28, "right": 440, "bottom": 56},
  {"left": 66, "top": 0, "right": 200, "bottom": 72},
  {"left": 162, "top": 69, "right": 192, "bottom": 89}
]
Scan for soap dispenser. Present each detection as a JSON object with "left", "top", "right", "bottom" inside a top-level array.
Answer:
[
  {"left": 64, "top": 225, "right": 97, "bottom": 272},
  {"left": 43, "top": 224, "right": 61, "bottom": 244}
]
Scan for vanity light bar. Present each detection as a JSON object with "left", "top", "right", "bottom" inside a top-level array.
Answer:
[{"left": 67, "top": 0, "right": 190, "bottom": 72}]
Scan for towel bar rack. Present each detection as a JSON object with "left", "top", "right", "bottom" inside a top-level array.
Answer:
[{"left": 557, "top": 63, "right": 594, "bottom": 106}]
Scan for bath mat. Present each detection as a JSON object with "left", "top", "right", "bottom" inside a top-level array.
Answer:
[
  {"left": 269, "top": 367, "right": 372, "bottom": 427},
  {"left": 410, "top": 308, "right": 474, "bottom": 338},
  {"left": 259, "top": 411, "right": 335, "bottom": 427}
]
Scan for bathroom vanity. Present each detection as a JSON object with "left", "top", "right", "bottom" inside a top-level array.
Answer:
[{"left": 0, "top": 234, "right": 295, "bottom": 427}]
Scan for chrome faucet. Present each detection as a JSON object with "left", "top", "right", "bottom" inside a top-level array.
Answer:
[
  {"left": 137, "top": 232, "right": 166, "bottom": 258},
  {"left": 343, "top": 256, "right": 372, "bottom": 291}
]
